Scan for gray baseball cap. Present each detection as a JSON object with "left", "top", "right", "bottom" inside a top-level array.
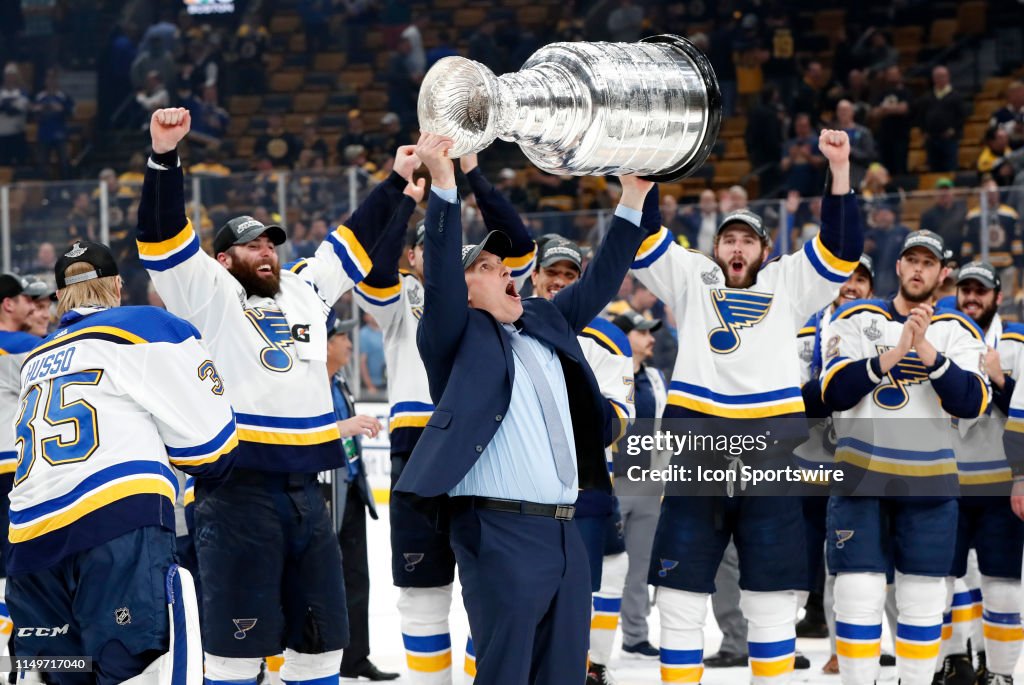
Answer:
[
  {"left": 715, "top": 209, "right": 768, "bottom": 240},
  {"left": 956, "top": 261, "right": 1001, "bottom": 290},
  {"left": 900, "top": 230, "right": 945, "bottom": 260}
]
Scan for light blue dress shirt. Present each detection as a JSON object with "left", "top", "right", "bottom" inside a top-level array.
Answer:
[{"left": 449, "top": 326, "right": 578, "bottom": 504}]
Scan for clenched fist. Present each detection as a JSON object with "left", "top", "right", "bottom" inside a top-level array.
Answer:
[{"left": 151, "top": 108, "right": 191, "bottom": 154}]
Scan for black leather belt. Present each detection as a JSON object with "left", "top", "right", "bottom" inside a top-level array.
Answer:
[{"left": 471, "top": 496, "right": 575, "bottom": 521}]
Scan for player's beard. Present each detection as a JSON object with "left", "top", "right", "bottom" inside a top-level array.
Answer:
[
  {"left": 230, "top": 259, "right": 281, "bottom": 298},
  {"left": 715, "top": 254, "right": 764, "bottom": 289},
  {"left": 968, "top": 298, "right": 999, "bottom": 331},
  {"left": 898, "top": 278, "right": 937, "bottom": 305}
]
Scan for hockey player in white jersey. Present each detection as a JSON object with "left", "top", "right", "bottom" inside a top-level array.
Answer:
[
  {"left": 935, "top": 262, "right": 1024, "bottom": 685},
  {"left": 135, "top": 108, "right": 408, "bottom": 685},
  {"left": 0, "top": 273, "right": 49, "bottom": 667},
  {"left": 352, "top": 151, "right": 537, "bottom": 685},
  {"left": 821, "top": 231, "right": 989, "bottom": 685},
  {"left": 7, "top": 240, "right": 236, "bottom": 685},
  {"left": 631, "top": 130, "right": 863, "bottom": 685}
]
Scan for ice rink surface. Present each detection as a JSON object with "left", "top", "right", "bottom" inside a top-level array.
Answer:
[{"left": 352, "top": 506, "right": 1024, "bottom": 684}]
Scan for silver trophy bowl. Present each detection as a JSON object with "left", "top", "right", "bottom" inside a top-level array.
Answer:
[{"left": 417, "top": 34, "right": 720, "bottom": 181}]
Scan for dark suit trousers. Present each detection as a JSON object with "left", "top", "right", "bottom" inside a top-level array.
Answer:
[
  {"left": 449, "top": 502, "right": 591, "bottom": 685},
  {"left": 339, "top": 481, "right": 371, "bottom": 670}
]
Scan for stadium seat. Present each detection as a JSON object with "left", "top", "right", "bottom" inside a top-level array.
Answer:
[
  {"left": 956, "top": 0, "right": 987, "bottom": 36},
  {"left": 270, "top": 72, "right": 305, "bottom": 93},
  {"left": 813, "top": 9, "right": 845, "bottom": 34},
  {"left": 928, "top": 18, "right": 959, "bottom": 47},
  {"left": 908, "top": 149, "right": 928, "bottom": 172},
  {"left": 269, "top": 14, "right": 302, "bottom": 35},
  {"left": 313, "top": 53, "right": 347, "bottom": 72},
  {"left": 228, "top": 96, "right": 262, "bottom": 116},
  {"left": 295, "top": 93, "right": 328, "bottom": 113},
  {"left": 959, "top": 145, "right": 982, "bottom": 169}
]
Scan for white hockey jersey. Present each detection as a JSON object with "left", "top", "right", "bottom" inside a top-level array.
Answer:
[
  {"left": 631, "top": 209, "right": 858, "bottom": 427},
  {"left": 0, "top": 330, "right": 42, "bottom": 477},
  {"left": 578, "top": 316, "right": 636, "bottom": 471},
  {"left": 8, "top": 306, "right": 236, "bottom": 573},
  {"left": 822, "top": 300, "right": 989, "bottom": 496},
  {"left": 949, "top": 315, "right": 1023, "bottom": 494},
  {"left": 136, "top": 162, "right": 392, "bottom": 472}
]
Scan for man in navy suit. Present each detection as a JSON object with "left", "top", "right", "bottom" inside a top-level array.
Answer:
[{"left": 394, "top": 133, "right": 656, "bottom": 685}]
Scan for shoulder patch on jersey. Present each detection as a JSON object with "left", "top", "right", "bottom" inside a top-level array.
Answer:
[
  {"left": 931, "top": 311, "right": 984, "bottom": 342},
  {"left": 581, "top": 317, "right": 633, "bottom": 357},
  {"left": 833, "top": 299, "right": 891, "bottom": 321}
]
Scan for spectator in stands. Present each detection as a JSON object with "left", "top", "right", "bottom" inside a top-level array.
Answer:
[
  {"left": 0, "top": 63, "right": 29, "bottom": 167},
  {"left": 65, "top": 192, "right": 97, "bottom": 243},
  {"left": 385, "top": 38, "right": 418, "bottom": 134},
  {"left": 919, "top": 178, "right": 967, "bottom": 257},
  {"left": 826, "top": 68, "right": 871, "bottom": 124},
  {"left": 917, "top": 65, "right": 966, "bottom": 173},
  {"left": 98, "top": 22, "right": 139, "bottom": 129},
  {"left": 681, "top": 189, "right": 722, "bottom": 254},
  {"left": 607, "top": 0, "right": 645, "bottom": 43},
  {"left": 989, "top": 80, "right": 1024, "bottom": 150},
  {"left": 781, "top": 112, "right": 825, "bottom": 197},
  {"left": 468, "top": 21, "right": 502, "bottom": 72},
  {"left": 977, "top": 127, "right": 1016, "bottom": 184},
  {"left": 299, "top": 0, "right": 331, "bottom": 55},
  {"left": 32, "top": 67, "right": 73, "bottom": 179},
  {"left": 761, "top": 7, "right": 799, "bottom": 108},
  {"left": 495, "top": 168, "right": 530, "bottom": 211},
  {"left": 181, "top": 35, "right": 221, "bottom": 95},
  {"left": 657, "top": 192, "right": 687, "bottom": 243},
  {"left": 836, "top": 99, "right": 876, "bottom": 188},
  {"left": 870, "top": 65, "right": 912, "bottom": 176},
  {"left": 135, "top": 71, "right": 170, "bottom": 126},
  {"left": 256, "top": 114, "right": 300, "bottom": 168},
  {"left": 359, "top": 310, "right": 386, "bottom": 398},
  {"left": 141, "top": 9, "right": 181, "bottom": 57},
  {"left": 745, "top": 85, "right": 785, "bottom": 197},
  {"left": 130, "top": 36, "right": 176, "bottom": 93},
  {"left": 853, "top": 28, "right": 899, "bottom": 76},
  {"left": 793, "top": 60, "right": 827, "bottom": 123},
  {"left": 374, "top": 112, "right": 403, "bottom": 157},
  {"left": 230, "top": 14, "right": 269, "bottom": 95},
  {"left": 32, "top": 242, "right": 57, "bottom": 275},
  {"left": 708, "top": 17, "right": 737, "bottom": 117},
  {"left": 299, "top": 117, "right": 329, "bottom": 160},
  {"left": 186, "top": 85, "right": 229, "bottom": 148},
  {"left": 859, "top": 162, "right": 903, "bottom": 215},
  {"left": 962, "top": 178, "right": 1023, "bottom": 294},
  {"left": 400, "top": 15, "right": 428, "bottom": 80},
  {"left": 864, "top": 205, "right": 911, "bottom": 298},
  {"left": 425, "top": 29, "right": 458, "bottom": 70},
  {"left": 337, "top": 110, "right": 372, "bottom": 160}
]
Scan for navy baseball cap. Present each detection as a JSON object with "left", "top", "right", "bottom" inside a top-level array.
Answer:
[
  {"left": 900, "top": 230, "right": 945, "bottom": 260},
  {"left": 54, "top": 241, "right": 119, "bottom": 289},
  {"left": 214, "top": 216, "right": 286, "bottom": 255},
  {"left": 956, "top": 261, "right": 1001, "bottom": 290},
  {"left": 461, "top": 230, "right": 512, "bottom": 269},
  {"left": 716, "top": 209, "right": 768, "bottom": 240}
]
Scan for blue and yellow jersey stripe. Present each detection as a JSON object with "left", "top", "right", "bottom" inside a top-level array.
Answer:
[
  {"left": 957, "top": 459, "right": 1012, "bottom": 486},
  {"left": 836, "top": 621, "right": 882, "bottom": 659},
  {"left": 402, "top": 633, "right": 452, "bottom": 674},
  {"left": 389, "top": 401, "right": 434, "bottom": 432},
  {"left": 183, "top": 476, "right": 195, "bottom": 508},
  {"left": 803, "top": 233, "right": 859, "bottom": 283},
  {"left": 632, "top": 227, "right": 675, "bottom": 269},
  {"left": 8, "top": 461, "right": 178, "bottom": 544},
  {"left": 136, "top": 220, "right": 201, "bottom": 272},
  {"left": 581, "top": 317, "right": 632, "bottom": 358},
  {"left": 0, "top": 450, "right": 17, "bottom": 475},
  {"left": 895, "top": 622, "right": 942, "bottom": 660},
  {"left": 835, "top": 437, "right": 958, "bottom": 478},
  {"left": 356, "top": 280, "right": 402, "bottom": 307},
  {"left": 166, "top": 418, "right": 238, "bottom": 469},
  {"left": 326, "top": 224, "right": 372, "bottom": 283},
  {"left": 834, "top": 301, "right": 892, "bottom": 321},
  {"left": 659, "top": 648, "right": 703, "bottom": 684},
  {"left": 932, "top": 311, "right": 984, "bottom": 341},
  {"left": 505, "top": 246, "right": 537, "bottom": 280},
  {"left": 748, "top": 638, "right": 795, "bottom": 678},
  {"left": 667, "top": 380, "right": 805, "bottom": 418},
  {"left": 234, "top": 411, "right": 340, "bottom": 446}
]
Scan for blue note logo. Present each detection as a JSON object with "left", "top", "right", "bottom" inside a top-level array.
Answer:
[
  {"left": 244, "top": 307, "right": 294, "bottom": 372},
  {"left": 707, "top": 289, "right": 774, "bottom": 354},
  {"left": 657, "top": 559, "right": 679, "bottom": 578},
  {"left": 873, "top": 349, "right": 929, "bottom": 410},
  {"left": 835, "top": 530, "right": 854, "bottom": 549},
  {"left": 233, "top": 618, "right": 258, "bottom": 640},
  {"left": 403, "top": 553, "right": 424, "bottom": 573}
]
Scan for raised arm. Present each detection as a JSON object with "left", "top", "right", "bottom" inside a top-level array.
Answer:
[
  {"left": 414, "top": 134, "right": 467, "bottom": 398},
  {"left": 461, "top": 153, "right": 536, "bottom": 285},
  {"left": 553, "top": 176, "right": 654, "bottom": 332}
]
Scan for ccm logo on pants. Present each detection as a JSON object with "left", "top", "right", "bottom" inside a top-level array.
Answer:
[{"left": 17, "top": 625, "right": 69, "bottom": 637}]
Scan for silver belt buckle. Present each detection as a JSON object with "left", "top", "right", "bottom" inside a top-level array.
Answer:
[{"left": 554, "top": 505, "right": 575, "bottom": 521}]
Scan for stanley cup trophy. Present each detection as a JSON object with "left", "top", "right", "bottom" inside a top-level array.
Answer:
[{"left": 417, "top": 34, "right": 721, "bottom": 181}]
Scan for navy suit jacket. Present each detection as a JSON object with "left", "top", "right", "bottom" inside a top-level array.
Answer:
[{"left": 394, "top": 193, "right": 650, "bottom": 499}]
